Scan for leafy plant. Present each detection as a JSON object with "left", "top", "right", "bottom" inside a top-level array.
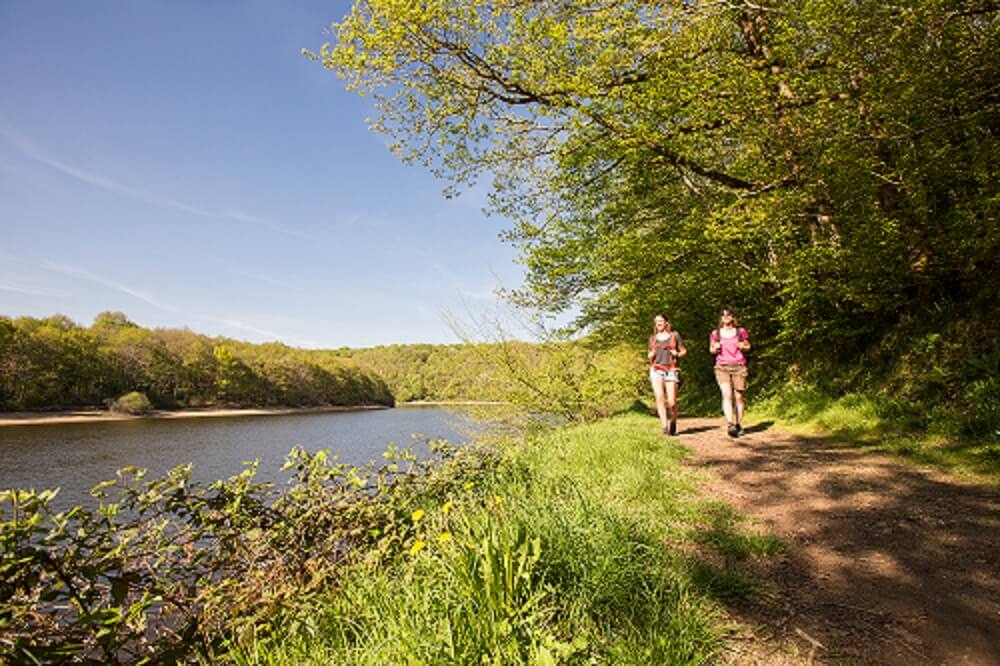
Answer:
[
  {"left": 109, "top": 391, "right": 154, "bottom": 415},
  {"left": 0, "top": 442, "right": 455, "bottom": 663}
]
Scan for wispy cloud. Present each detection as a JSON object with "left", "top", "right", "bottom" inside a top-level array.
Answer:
[
  {"left": 41, "top": 261, "right": 179, "bottom": 314},
  {"left": 0, "top": 283, "right": 60, "bottom": 297},
  {"left": 339, "top": 212, "right": 390, "bottom": 230},
  {"left": 0, "top": 159, "right": 73, "bottom": 199},
  {"left": 0, "top": 126, "right": 309, "bottom": 239},
  {"left": 37, "top": 260, "right": 320, "bottom": 347}
]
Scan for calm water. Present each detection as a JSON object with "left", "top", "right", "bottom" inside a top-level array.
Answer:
[{"left": 0, "top": 407, "right": 479, "bottom": 510}]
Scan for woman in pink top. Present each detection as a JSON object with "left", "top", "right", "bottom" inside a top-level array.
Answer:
[
  {"left": 648, "top": 313, "right": 687, "bottom": 436},
  {"left": 709, "top": 308, "right": 751, "bottom": 438}
]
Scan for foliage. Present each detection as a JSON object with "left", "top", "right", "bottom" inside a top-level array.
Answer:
[
  {"left": 0, "top": 313, "right": 393, "bottom": 411},
  {"left": 962, "top": 377, "right": 1000, "bottom": 437},
  {"left": 0, "top": 442, "right": 461, "bottom": 663},
  {"left": 313, "top": 0, "right": 1000, "bottom": 386},
  {"left": 757, "top": 382, "right": 1000, "bottom": 480},
  {"left": 109, "top": 391, "right": 154, "bottom": 415},
  {"left": 340, "top": 338, "right": 650, "bottom": 421},
  {"left": 0, "top": 311, "right": 660, "bottom": 420},
  {"left": 223, "top": 414, "right": 780, "bottom": 664}
]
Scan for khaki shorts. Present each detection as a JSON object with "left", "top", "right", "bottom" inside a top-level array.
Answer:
[{"left": 714, "top": 364, "right": 748, "bottom": 391}]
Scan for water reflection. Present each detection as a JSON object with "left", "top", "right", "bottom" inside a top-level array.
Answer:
[{"left": 0, "top": 407, "right": 481, "bottom": 511}]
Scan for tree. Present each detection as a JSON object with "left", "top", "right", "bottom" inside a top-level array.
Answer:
[
  {"left": 0, "top": 314, "right": 396, "bottom": 411},
  {"left": 315, "top": 0, "right": 1000, "bottom": 377}
]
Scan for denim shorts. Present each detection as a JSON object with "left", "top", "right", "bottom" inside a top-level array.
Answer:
[{"left": 650, "top": 367, "right": 680, "bottom": 383}]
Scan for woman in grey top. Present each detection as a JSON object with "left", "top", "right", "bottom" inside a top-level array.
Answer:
[{"left": 648, "top": 313, "right": 687, "bottom": 435}]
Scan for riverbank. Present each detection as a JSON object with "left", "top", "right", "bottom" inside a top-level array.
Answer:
[
  {"left": 220, "top": 413, "right": 756, "bottom": 664},
  {"left": 0, "top": 404, "right": 389, "bottom": 427},
  {"left": 397, "top": 400, "right": 507, "bottom": 407}
]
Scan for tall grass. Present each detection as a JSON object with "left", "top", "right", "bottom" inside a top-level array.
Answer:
[{"left": 220, "top": 414, "right": 781, "bottom": 664}]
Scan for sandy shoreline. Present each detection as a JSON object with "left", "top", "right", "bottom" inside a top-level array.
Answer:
[
  {"left": 0, "top": 404, "right": 389, "bottom": 427},
  {"left": 397, "top": 400, "right": 507, "bottom": 407}
]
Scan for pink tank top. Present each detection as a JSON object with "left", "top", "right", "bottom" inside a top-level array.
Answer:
[{"left": 711, "top": 327, "right": 747, "bottom": 366}]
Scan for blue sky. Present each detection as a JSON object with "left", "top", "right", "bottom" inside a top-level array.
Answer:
[{"left": 0, "top": 1, "right": 528, "bottom": 348}]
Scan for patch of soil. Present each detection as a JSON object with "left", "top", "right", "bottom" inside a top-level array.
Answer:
[{"left": 676, "top": 417, "right": 1000, "bottom": 665}]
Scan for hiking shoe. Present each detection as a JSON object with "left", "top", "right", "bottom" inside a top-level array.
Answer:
[
  {"left": 736, "top": 425, "right": 744, "bottom": 437},
  {"left": 727, "top": 423, "right": 738, "bottom": 438},
  {"left": 669, "top": 420, "right": 677, "bottom": 436},
  {"left": 662, "top": 426, "right": 669, "bottom": 435}
]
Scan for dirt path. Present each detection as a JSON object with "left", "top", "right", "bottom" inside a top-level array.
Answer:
[{"left": 677, "top": 417, "right": 1000, "bottom": 666}]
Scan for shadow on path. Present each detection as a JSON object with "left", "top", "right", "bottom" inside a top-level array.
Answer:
[
  {"left": 678, "top": 416, "right": 1000, "bottom": 665},
  {"left": 741, "top": 420, "right": 774, "bottom": 434},
  {"left": 680, "top": 424, "right": 719, "bottom": 435}
]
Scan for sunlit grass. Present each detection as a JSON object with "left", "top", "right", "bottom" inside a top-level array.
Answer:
[
  {"left": 756, "top": 386, "right": 1000, "bottom": 483},
  {"left": 220, "top": 413, "right": 784, "bottom": 664}
]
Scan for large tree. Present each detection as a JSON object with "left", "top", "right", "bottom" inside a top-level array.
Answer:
[{"left": 315, "top": 0, "right": 999, "bottom": 375}]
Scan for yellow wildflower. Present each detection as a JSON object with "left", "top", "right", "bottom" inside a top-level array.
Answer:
[
  {"left": 437, "top": 532, "right": 453, "bottom": 543},
  {"left": 441, "top": 501, "right": 453, "bottom": 514},
  {"left": 411, "top": 509, "right": 425, "bottom": 522},
  {"left": 409, "top": 540, "right": 426, "bottom": 556}
]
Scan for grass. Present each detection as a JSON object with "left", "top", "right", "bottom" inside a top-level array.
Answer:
[
  {"left": 755, "top": 385, "right": 1000, "bottom": 483},
  {"left": 217, "top": 413, "right": 784, "bottom": 665}
]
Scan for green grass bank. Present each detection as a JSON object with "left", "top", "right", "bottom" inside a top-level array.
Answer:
[
  {"left": 755, "top": 385, "right": 1000, "bottom": 483},
  {"left": 221, "top": 414, "right": 781, "bottom": 664}
]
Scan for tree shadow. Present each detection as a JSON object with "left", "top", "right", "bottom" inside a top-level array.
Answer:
[{"left": 683, "top": 426, "right": 1000, "bottom": 665}]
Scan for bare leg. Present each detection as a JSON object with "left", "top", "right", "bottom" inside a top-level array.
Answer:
[
  {"left": 651, "top": 375, "right": 668, "bottom": 430},
  {"left": 666, "top": 380, "right": 679, "bottom": 424},
  {"left": 719, "top": 382, "right": 734, "bottom": 425},
  {"left": 734, "top": 389, "right": 745, "bottom": 426}
]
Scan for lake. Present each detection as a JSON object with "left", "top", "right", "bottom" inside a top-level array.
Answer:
[{"left": 0, "top": 406, "right": 481, "bottom": 511}]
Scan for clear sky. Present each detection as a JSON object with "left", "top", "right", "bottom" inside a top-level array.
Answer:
[{"left": 0, "top": 1, "right": 528, "bottom": 348}]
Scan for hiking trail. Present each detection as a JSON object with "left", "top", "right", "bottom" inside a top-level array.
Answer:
[{"left": 676, "top": 417, "right": 1000, "bottom": 665}]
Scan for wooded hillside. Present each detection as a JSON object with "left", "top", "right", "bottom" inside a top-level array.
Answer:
[{"left": 0, "top": 312, "right": 393, "bottom": 410}]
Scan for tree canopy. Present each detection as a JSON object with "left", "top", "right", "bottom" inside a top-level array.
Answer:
[
  {"left": 314, "top": 0, "right": 999, "bottom": 377},
  {"left": 0, "top": 313, "right": 393, "bottom": 411}
]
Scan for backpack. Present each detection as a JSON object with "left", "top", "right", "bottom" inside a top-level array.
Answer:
[
  {"left": 714, "top": 327, "right": 749, "bottom": 362},
  {"left": 649, "top": 332, "right": 681, "bottom": 370}
]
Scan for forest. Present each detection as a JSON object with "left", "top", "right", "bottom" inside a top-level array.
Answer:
[
  {"left": 0, "top": 312, "right": 394, "bottom": 410},
  {"left": 6, "top": 1, "right": 998, "bottom": 432},
  {"left": 0, "top": 312, "right": 648, "bottom": 420},
  {"left": 311, "top": 0, "right": 999, "bottom": 434}
]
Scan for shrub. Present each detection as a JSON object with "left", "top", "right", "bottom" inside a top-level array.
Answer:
[
  {"left": 109, "top": 391, "right": 154, "bottom": 415},
  {"left": 0, "top": 444, "right": 458, "bottom": 663},
  {"left": 962, "top": 378, "right": 1000, "bottom": 436}
]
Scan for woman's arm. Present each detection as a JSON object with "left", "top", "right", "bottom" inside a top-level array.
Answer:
[
  {"left": 709, "top": 330, "right": 720, "bottom": 354},
  {"left": 738, "top": 329, "right": 751, "bottom": 351}
]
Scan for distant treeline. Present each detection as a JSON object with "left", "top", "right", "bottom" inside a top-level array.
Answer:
[
  {"left": 0, "top": 312, "right": 393, "bottom": 411},
  {"left": 336, "top": 340, "right": 648, "bottom": 420},
  {"left": 333, "top": 343, "right": 519, "bottom": 403},
  {"left": 0, "top": 313, "right": 649, "bottom": 419}
]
